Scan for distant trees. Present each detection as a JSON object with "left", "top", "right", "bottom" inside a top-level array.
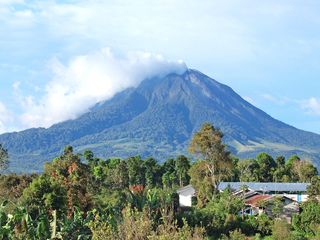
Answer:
[
  {"left": 0, "top": 144, "right": 9, "bottom": 171},
  {"left": 232, "top": 152, "right": 318, "bottom": 183}
]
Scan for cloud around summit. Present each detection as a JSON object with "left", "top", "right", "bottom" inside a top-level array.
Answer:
[{"left": 18, "top": 48, "right": 187, "bottom": 129}]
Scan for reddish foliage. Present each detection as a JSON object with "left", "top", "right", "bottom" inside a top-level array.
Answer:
[
  {"left": 68, "top": 162, "right": 78, "bottom": 175},
  {"left": 129, "top": 185, "right": 145, "bottom": 194}
]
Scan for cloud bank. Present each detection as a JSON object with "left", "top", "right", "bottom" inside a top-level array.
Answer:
[{"left": 20, "top": 49, "right": 187, "bottom": 129}]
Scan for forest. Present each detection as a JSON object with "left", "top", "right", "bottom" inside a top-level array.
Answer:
[{"left": 0, "top": 123, "right": 319, "bottom": 239}]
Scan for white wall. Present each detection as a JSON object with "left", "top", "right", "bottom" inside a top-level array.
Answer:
[
  {"left": 179, "top": 195, "right": 192, "bottom": 207},
  {"left": 273, "top": 194, "right": 309, "bottom": 202}
]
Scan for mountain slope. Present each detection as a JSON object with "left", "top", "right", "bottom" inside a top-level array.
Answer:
[{"left": 1, "top": 69, "right": 320, "bottom": 172}]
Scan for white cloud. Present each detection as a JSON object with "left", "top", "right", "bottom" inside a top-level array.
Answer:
[
  {"left": 261, "top": 94, "right": 291, "bottom": 105},
  {"left": 19, "top": 48, "right": 187, "bottom": 128},
  {"left": 0, "top": 101, "right": 12, "bottom": 133},
  {"left": 0, "top": 0, "right": 23, "bottom": 5},
  {"left": 301, "top": 97, "right": 320, "bottom": 116}
]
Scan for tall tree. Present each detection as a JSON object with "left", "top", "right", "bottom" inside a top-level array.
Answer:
[
  {"left": 189, "top": 123, "right": 233, "bottom": 194},
  {"left": 256, "top": 153, "right": 276, "bottom": 182},
  {"left": 273, "top": 156, "right": 289, "bottom": 182},
  {"left": 162, "top": 158, "right": 178, "bottom": 188},
  {"left": 143, "top": 157, "right": 161, "bottom": 188},
  {"left": 175, "top": 155, "right": 191, "bottom": 187},
  {"left": 127, "top": 156, "right": 145, "bottom": 186},
  {"left": 189, "top": 160, "right": 213, "bottom": 207},
  {"left": 0, "top": 144, "right": 9, "bottom": 171},
  {"left": 293, "top": 160, "right": 318, "bottom": 183},
  {"left": 238, "top": 159, "right": 259, "bottom": 182},
  {"left": 44, "top": 146, "right": 92, "bottom": 218}
]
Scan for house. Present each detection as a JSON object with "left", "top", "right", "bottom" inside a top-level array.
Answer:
[
  {"left": 177, "top": 182, "right": 310, "bottom": 208},
  {"left": 243, "top": 194, "right": 300, "bottom": 219},
  {"left": 218, "top": 182, "right": 310, "bottom": 203},
  {"left": 176, "top": 185, "right": 196, "bottom": 207}
]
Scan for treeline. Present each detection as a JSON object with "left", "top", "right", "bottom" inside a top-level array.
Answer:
[{"left": 0, "top": 123, "right": 319, "bottom": 239}]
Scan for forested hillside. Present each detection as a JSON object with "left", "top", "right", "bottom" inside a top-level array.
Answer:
[{"left": 0, "top": 124, "right": 319, "bottom": 239}]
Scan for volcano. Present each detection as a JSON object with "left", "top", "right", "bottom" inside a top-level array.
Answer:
[{"left": 1, "top": 69, "right": 320, "bottom": 172}]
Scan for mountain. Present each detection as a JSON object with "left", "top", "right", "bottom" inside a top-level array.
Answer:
[{"left": 1, "top": 69, "right": 320, "bottom": 172}]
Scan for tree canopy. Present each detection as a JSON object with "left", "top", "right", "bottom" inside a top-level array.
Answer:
[{"left": 189, "top": 123, "right": 233, "bottom": 194}]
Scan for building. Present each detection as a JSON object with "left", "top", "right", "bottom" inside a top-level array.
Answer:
[
  {"left": 243, "top": 194, "right": 300, "bottom": 221},
  {"left": 219, "top": 182, "right": 310, "bottom": 203},
  {"left": 177, "top": 182, "right": 310, "bottom": 208},
  {"left": 176, "top": 185, "right": 196, "bottom": 207}
]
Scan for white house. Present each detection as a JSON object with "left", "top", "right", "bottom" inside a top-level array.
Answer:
[{"left": 176, "top": 185, "right": 196, "bottom": 207}]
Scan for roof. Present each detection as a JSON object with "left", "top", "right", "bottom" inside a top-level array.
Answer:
[
  {"left": 219, "top": 182, "right": 310, "bottom": 192},
  {"left": 245, "top": 195, "right": 272, "bottom": 206},
  {"left": 177, "top": 185, "right": 196, "bottom": 197}
]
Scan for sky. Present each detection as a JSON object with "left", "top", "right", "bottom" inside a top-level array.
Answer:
[{"left": 1, "top": 0, "right": 320, "bottom": 134}]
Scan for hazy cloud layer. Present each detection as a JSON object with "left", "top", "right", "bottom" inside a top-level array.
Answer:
[
  {"left": 19, "top": 49, "right": 187, "bottom": 129},
  {"left": 301, "top": 98, "right": 320, "bottom": 116},
  {"left": 0, "top": 102, "right": 12, "bottom": 133}
]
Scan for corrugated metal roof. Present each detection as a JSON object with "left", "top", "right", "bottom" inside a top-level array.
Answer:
[
  {"left": 177, "top": 185, "right": 196, "bottom": 197},
  {"left": 218, "top": 182, "right": 310, "bottom": 192},
  {"left": 245, "top": 195, "right": 273, "bottom": 206}
]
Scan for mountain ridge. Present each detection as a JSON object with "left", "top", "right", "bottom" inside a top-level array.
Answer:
[{"left": 1, "top": 69, "right": 320, "bottom": 172}]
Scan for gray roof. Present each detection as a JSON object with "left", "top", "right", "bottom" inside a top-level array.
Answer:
[
  {"left": 218, "top": 182, "right": 310, "bottom": 192},
  {"left": 177, "top": 185, "right": 196, "bottom": 197}
]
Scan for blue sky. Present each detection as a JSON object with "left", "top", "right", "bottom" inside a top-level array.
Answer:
[{"left": 1, "top": 0, "right": 320, "bottom": 134}]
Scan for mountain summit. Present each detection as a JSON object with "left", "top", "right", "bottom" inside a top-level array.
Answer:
[{"left": 1, "top": 69, "right": 320, "bottom": 172}]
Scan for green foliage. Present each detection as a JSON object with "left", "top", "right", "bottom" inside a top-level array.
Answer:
[
  {"left": 292, "top": 200, "right": 320, "bottom": 238},
  {"left": 189, "top": 123, "right": 233, "bottom": 194},
  {"left": 220, "top": 229, "right": 247, "bottom": 240},
  {"left": 143, "top": 157, "right": 162, "bottom": 188},
  {"left": 256, "top": 153, "right": 276, "bottom": 182},
  {"left": 234, "top": 153, "right": 318, "bottom": 184},
  {"left": 175, "top": 155, "right": 191, "bottom": 187},
  {"left": 245, "top": 213, "right": 273, "bottom": 236},
  {"left": 127, "top": 156, "right": 145, "bottom": 186},
  {"left": 237, "top": 158, "right": 260, "bottom": 182},
  {"left": 272, "top": 219, "right": 293, "bottom": 240},
  {"left": 22, "top": 174, "right": 67, "bottom": 217},
  {"left": 292, "top": 160, "right": 318, "bottom": 183},
  {"left": 271, "top": 196, "right": 284, "bottom": 218},
  {"left": 0, "top": 140, "right": 319, "bottom": 239},
  {"left": 307, "top": 176, "right": 320, "bottom": 200},
  {"left": 162, "top": 158, "right": 178, "bottom": 188},
  {"left": 189, "top": 160, "right": 214, "bottom": 207}
]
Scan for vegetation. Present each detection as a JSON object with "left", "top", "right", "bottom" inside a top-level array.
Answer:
[
  {"left": 0, "top": 144, "right": 9, "bottom": 172},
  {"left": 0, "top": 123, "right": 319, "bottom": 239}
]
